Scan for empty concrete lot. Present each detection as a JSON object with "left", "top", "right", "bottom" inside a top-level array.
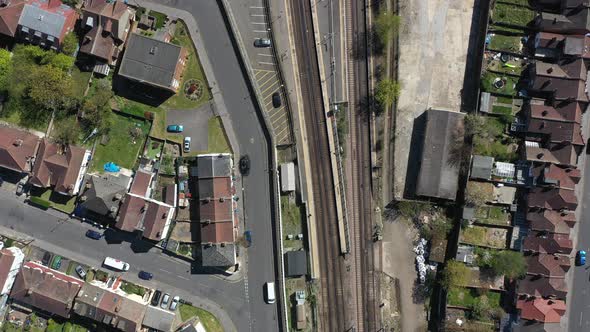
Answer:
[{"left": 393, "top": 0, "right": 474, "bottom": 199}]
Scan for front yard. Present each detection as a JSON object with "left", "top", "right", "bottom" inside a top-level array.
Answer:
[
  {"left": 90, "top": 112, "right": 150, "bottom": 172},
  {"left": 178, "top": 304, "right": 223, "bottom": 332},
  {"left": 29, "top": 187, "right": 77, "bottom": 214}
]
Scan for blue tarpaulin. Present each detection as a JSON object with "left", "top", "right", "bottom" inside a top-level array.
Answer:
[{"left": 104, "top": 162, "right": 120, "bottom": 172}]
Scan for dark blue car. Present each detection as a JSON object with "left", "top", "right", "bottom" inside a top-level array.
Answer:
[
  {"left": 244, "top": 231, "right": 252, "bottom": 248},
  {"left": 577, "top": 250, "right": 586, "bottom": 266},
  {"left": 85, "top": 230, "right": 102, "bottom": 240},
  {"left": 139, "top": 271, "right": 153, "bottom": 280}
]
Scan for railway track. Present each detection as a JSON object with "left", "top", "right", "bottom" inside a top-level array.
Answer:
[
  {"left": 289, "top": 0, "right": 347, "bottom": 330},
  {"left": 345, "top": 0, "right": 380, "bottom": 330}
]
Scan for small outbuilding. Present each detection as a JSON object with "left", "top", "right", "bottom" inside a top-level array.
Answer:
[
  {"left": 280, "top": 162, "right": 296, "bottom": 192},
  {"left": 470, "top": 155, "right": 494, "bottom": 180},
  {"left": 285, "top": 250, "right": 308, "bottom": 277}
]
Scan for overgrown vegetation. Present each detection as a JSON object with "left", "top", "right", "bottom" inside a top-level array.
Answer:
[
  {"left": 120, "top": 281, "right": 147, "bottom": 296},
  {"left": 374, "top": 9, "right": 401, "bottom": 49},
  {"left": 374, "top": 79, "right": 401, "bottom": 112},
  {"left": 465, "top": 114, "right": 518, "bottom": 162},
  {"left": 465, "top": 181, "right": 494, "bottom": 206},
  {"left": 476, "top": 249, "right": 527, "bottom": 279},
  {"left": 441, "top": 260, "right": 470, "bottom": 289}
]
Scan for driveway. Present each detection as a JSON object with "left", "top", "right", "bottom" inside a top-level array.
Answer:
[{"left": 166, "top": 102, "right": 213, "bottom": 152}]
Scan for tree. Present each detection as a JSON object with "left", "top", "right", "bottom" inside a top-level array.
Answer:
[
  {"left": 53, "top": 117, "right": 80, "bottom": 146},
  {"left": 27, "top": 65, "right": 75, "bottom": 111},
  {"left": 61, "top": 32, "right": 78, "bottom": 56},
  {"left": 441, "top": 260, "right": 470, "bottom": 288},
  {"left": 469, "top": 295, "right": 491, "bottom": 321},
  {"left": 374, "top": 79, "right": 401, "bottom": 109},
  {"left": 421, "top": 215, "right": 453, "bottom": 240},
  {"left": 45, "top": 53, "right": 75, "bottom": 72},
  {"left": 81, "top": 88, "right": 113, "bottom": 132},
  {"left": 0, "top": 48, "right": 11, "bottom": 92},
  {"left": 464, "top": 114, "right": 486, "bottom": 138},
  {"left": 374, "top": 10, "right": 401, "bottom": 47},
  {"left": 487, "top": 250, "right": 527, "bottom": 279}
]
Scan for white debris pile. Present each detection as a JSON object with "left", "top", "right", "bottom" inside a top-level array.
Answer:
[{"left": 414, "top": 238, "right": 428, "bottom": 283}]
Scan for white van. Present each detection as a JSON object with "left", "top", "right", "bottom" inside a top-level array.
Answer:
[
  {"left": 265, "top": 281, "right": 276, "bottom": 304},
  {"left": 103, "top": 257, "right": 130, "bottom": 271}
]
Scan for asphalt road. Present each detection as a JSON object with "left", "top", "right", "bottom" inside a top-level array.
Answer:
[
  {"left": 0, "top": 189, "right": 244, "bottom": 330},
  {"left": 140, "top": 1, "right": 280, "bottom": 331}
]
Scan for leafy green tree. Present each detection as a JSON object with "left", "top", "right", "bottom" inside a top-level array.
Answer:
[
  {"left": 374, "top": 79, "right": 401, "bottom": 109},
  {"left": 441, "top": 260, "right": 470, "bottom": 289},
  {"left": 27, "top": 65, "right": 75, "bottom": 111},
  {"left": 0, "top": 48, "right": 11, "bottom": 92},
  {"left": 81, "top": 88, "right": 113, "bottom": 132},
  {"left": 374, "top": 10, "right": 401, "bottom": 46},
  {"left": 61, "top": 32, "right": 78, "bottom": 56},
  {"left": 470, "top": 295, "right": 491, "bottom": 320},
  {"left": 487, "top": 250, "right": 527, "bottom": 279},
  {"left": 45, "top": 53, "right": 75, "bottom": 72},
  {"left": 52, "top": 117, "right": 80, "bottom": 146}
]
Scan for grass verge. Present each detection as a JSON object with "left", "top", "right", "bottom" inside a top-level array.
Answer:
[{"left": 178, "top": 304, "right": 223, "bottom": 332}]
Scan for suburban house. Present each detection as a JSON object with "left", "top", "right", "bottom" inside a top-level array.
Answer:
[
  {"left": 532, "top": 164, "right": 581, "bottom": 190},
  {"left": 415, "top": 109, "right": 465, "bottom": 200},
  {"left": 518, "top": 275, "right": 568, "bottom": 300},
  {"left": 523, "top": 140, "right": 579, "bottom": 166},
  {"left": 529, "top": 58, "right": 588, "bottom": 81},
  {"left": 0, "top": 247, "right": 24, "bottom": 296},
  {"left": 0, "top": 126, "right": 39, "bottom": 173},
  {"left": 129, "top": 169, "right": 152, "bottom": 197},
  {"left": 524, "top": 253, "right": 570, "bottom": 278},
  {"left": 29, "top": 139, "right": 90, "bottom": 196},
  {"left": 78, "top": 173, "right": 132, "bottom": 219},
  {"left": 73, "top": 283, "right": 146, "bottom": 332},
  {"left": 79, "top": 0, "right": 134, "bottom": 67},
  {"left": 534, "top": 9, "right": 590, "bottom": 35},
  {"left": 196, "top": 154, "right": 237, "bottom": 267},
  {"left": 10, "top": 261, "right": 82, "bottom": 318},
  {"left": 532, "top": 32, "right": 590, "bottom": 60},
  {"left": 527, "top": 209, "right": 576, "bottom": 234},
  {"left": 142, "top": 305, "right": 175, "bottom": 332},
  {"left": 523, "top": 102, "right": 582, "bottom": 128},
  {"left": 527, "top": 187, "right": 577, "bottom": 211},
  {"left": 7, "top": 0, "right": 77, "bottom": 50},
  {"left": 118, "top": 33, "right": 188, "bottom": 94},
  {"left": 524, "top": 109, "right": 584, "bottom": 147},
  {"left": 516, "top": 298, "right": 567, "bottom": 323},
  {"left": 115, "top": 193, "right": 174, "bottom": 241},
  {"left": 526, "top": 75, "right": 589, "bottom": 103},
  {"left": 523, "top": 232, "right": 573, "bottom": 254},
  {"left": 533, "top": 0, "right": 590, "bottom": 12}
]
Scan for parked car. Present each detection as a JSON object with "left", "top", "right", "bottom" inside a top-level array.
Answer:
[
  {"left": 239, "top": 155, "right": 250, "bottom": 176},
  {"left": 244, "top": 231, "right": 252, "bottom": 248},
  {"left": 183, "top": 137, "right": 191, "bottom": 153},
  {"left": 41, "top": 252, "right": 52, "bottom": 266},
  {"left": 254, "top": 38, "right": 271, "bottom": 47},
  {"left": 167, "top": 124, "right": 184, "bottom": 133},
  {"left": 160, "top": 294, "right": 170, "bottom": 309},
  {"left": 75, "top": 265, "right": 86, "bottom": 279},
  {"left": 85, "top": 230, "right": 102, "bottom": 240},
  {"left": 272, "top": 92, "right": 281, "bottom": 108},
  {"left": 577, "top": 250, "right": 586, "bottom": 266},
  {"left": 16, "top": 182, "right": 25, "bottom": 196},
  {"left": 139, "top": 271, "right": 153, "bottom": 280},
  {"left": 169, "top": 296, "right": 180, "bottom": 311},
  {"left": 51, "top": 256, "right": 62, "bottom": 270},
  {"left": 151, "top": 290, "right": 162, "bottom": 306}
]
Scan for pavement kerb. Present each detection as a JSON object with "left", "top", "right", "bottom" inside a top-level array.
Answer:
[
  {"left": 269, "top": 0, "right": 320, "bottom": 281},
  {"left": 309, "top": 0, "right": 350, "bottom": 254}
]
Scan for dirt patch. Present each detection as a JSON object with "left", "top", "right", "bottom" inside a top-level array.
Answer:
[{"left": 170, "top": 221, "right": 193, "bottom": 243}]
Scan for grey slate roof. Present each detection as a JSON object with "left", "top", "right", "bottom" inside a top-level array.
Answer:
[
  {"left": 143, "top": 305, "right": 175, "bottom": 332},
  {"left": 201, "top": 243, "right": 236, "bottom": 267},
  {"left": 470, "top": 155, "right": 494, "bottom": 180},
  {"left": 285, "top": 250, "right": 308, "bottom": 277},
  {"left": 456, "top": 245, "right": 475, "bottom": 264},
  {"left": 197, "top": 154, "right": 232, "bottom": 178},
  {"left": 80, "top": 173, "right": 131, "bottom": 216},
  {"left": 118, "top": 33, "right": 181, "bottom": 89},
  {"left": 19, "top": 4, "right": 65, "bottom": 38},
  {"left": 416, "top": 109, "right": 465, "bottom": 200}
]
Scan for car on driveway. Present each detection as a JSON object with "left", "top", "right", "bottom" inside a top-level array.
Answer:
[
  {"left": 169, "top": 296, "right": 180, "bottom": 311},
  {"left": 183, "top": 137, "right": 191, "bottom": 153},
  {"left": 41, "top": 252, "right": 52, "bottom": 266},
  {"left": 16, "top": 182, "right": 25, "bottom": 196},
  {"left": 85, "top": 230, "right": 102, "bottom": 240},
  {"left": 272, "top": 92, "right": 281, "bottom": 108},
  {"left": 161, "top": 294, "right": 170, "bottom": 309},
  {"left": 167, "top": 124, "right": 184, "bottom": 133},
  {"left": 254, "top": 38, "right": 271, "bottom": 47},
  {"left": 139, "top": 271, "right": 153, "bottom": 280},
  {"left": 75, "top": 265, "right": 86, "bottom": 279},
  {"left": 151, "top": 290, "right": 162, "bottom": 306},
  {"left": 577, "top": 250, "right": 586, "bottom": 266},
  {"left": 51, "top": 256, "right": 62, "bottom": 270},
  {"left": 239, "top": 155, "right": 250, "bottom": 176}
]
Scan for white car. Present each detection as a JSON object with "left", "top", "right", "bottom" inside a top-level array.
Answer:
[{"left": 183, "top": 137, "right": 191, "bottom": 153}]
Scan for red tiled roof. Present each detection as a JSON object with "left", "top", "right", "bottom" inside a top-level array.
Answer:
[
  {"left": 199, "top": 199, "right": 232, "bottom": 222},
  {"left": 517, "top": 298, "right": 566, "bottom": 323},
  {"left": 0, "top": 249, "right": 15, "bottom": 293},
  {"left": 142, "top": 200, "right": 172, "bottom": 241},
  {"left": 528, "top": 102, "right": 582, "bottom": 124},
  {"left": 529, "top": 76, "right": 589, "bottom": 102},
  {"left": 535, "top": 164, "right": 581, "bottom": 190},
  {"left": 200, "top": 221, "right": 234, "bottom": 243},
  {"left": 98, "top": 288, "right": 146, "bottom": 332},
  {"left": 534, "top": 58, "right": 587, "bottom": 81},
  {"left": 523, "top": 232, "right": 573, "bottom": 254},
  {"left": 0, "top": 0, "right": 25, "bottom": 37},
  {"left": 29, "top": 140, "right": 86, "bottom": 195},
  {"left": 10, "top": 261, "right": 82, "bottom": 318},
  {"left": 525, "top": 254, "right": 570, "bottom": 278},
  {"left": 525, "top": 143, "right": 579, "bottom": 166},
  {"left": 527, "top": 187, "right": 577, "bottom": 211},
  {"left": 129, "top": 170, "right": 152, "bottom": 197},
  {"left": 527, "top": 209, "right": 576, "bottom": 234},
  {"left": 535, "top": 32, "right": 566, "bottom": 48},
  {"left": 115, "top": 193, "right": 145, "bottom": 232},
  {"left": 526, "top": 118, "right": 584, "bottom": 145},
  {"left": 0, "top": 126, "right": 39, "bottom": 173},
  {"left": 79, "top": 25, "right": 116, "bottom": 61},
  {"left": 518, "top": 275, "right": 568, "bottom": 299}
]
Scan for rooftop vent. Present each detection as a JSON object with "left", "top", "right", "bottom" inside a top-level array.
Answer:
[{"left": 13, "top": 139, "right": 23, "bottom": 147}]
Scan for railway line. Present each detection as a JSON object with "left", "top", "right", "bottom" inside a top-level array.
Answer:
[{"left": 289, "top": 0, "right": 347, "bottom": 330}]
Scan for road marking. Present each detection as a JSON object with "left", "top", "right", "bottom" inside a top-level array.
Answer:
[
  {"left": 253, "top": 30, "right": 269, "bottom": 33},
  {"left": 177, "top": 275, "right": 189, "bottom": 280},
  {"left": 251, "top": 22, "right": 267, "bottom": 25},
  {"left": 255, "top": 70, "right": 272, "bottom": 80},
  {"left": 258, "top": 76, "right": 278, "bottom": 91},
  {"left": 250, "top": 6, "right": 264, "bottom": 9},
  {"left": 261, "top": 82, "right": 279, "bottom": 95},
  {"left": 580, "top": 312, "right": 584, "bottom": 326},
  {"left": 258, "top": 53, "right": 273, "bottom": 57},
  {"left": 258, "top": 61, "right": 275, "bottom": 66},
  {"left": 258, "top": 72, "right": 277, "bottom": 86},
  {"left": 159, "top": 268, "right": 172, "bottom": 274},
  {"left": 251, "top": 14, "right": 265, "bottom": 17}
]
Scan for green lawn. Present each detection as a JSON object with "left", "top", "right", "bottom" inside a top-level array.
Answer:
[
  {"left": 475, "top": 206, "right": 511, "bottom": 226},
  {"left": 149, "top": 10, "right": 168, "bottom": 29},
  {"left": 461, "top": 226, "right": 507, "bottom": 248},
  {"left": 178, "top": 304, "right": 224, "bottom": 332},
  {"left": 281, "top": 196, "right": 305, "bottom": 250},
  {"left": 487, "top": 59, "right": 524, "bottom": 75},
  {"left": 497, "top": 0, "right": 531, "bottom": 6},
  {"left": 488, "top": 34, "right": 523, "bottom": 53},
  {"left": 496, "top": 96, "right": 513, "bottom": 104},
  {"left": 71, "top": 66, "right": 92, "bottom": 97},
  {"left": 481, "top": 71, "right": 519, "bottom": 96},
  {"left": 90, "top": 112, "right": 149, "bottom": 172},
  {"left": 164, "top": 20, "right": 212, "bottom": 109},
  {"left": 491, "top": 105, "right": 512, "bottom": 116},
  {"left": 120, "top": 281, "right": 147, "bottom": 296},
  {"left": 29, "top": 187, "right": 76, "bottom": 214},
  {"left": 0, "top": 99, "right": 50, "bottom": 132},
  {"left": 492, "top": 3, "right": 535, "bottom": 26},
  {"left": 447, "top": 287, "right": 501, "bottom": 309}
]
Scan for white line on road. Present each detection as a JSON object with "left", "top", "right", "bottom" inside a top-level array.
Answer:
[
  {"left": 251, "top": 22, "right": 267, "bottom": 25},
  {"left": 258, "top": 53, "right": 273, "bottom": 57},
  {"left": 251, "top": 14, "right": 265, "bottom": 17},
  {"left": 159, "top": 268, "right": 172, "bottom": 274},
  {"left": 177, "top": 275, "right": 189, "bottom": 280},
  {"left": 258, "top": 61, "right": 275, "bottom": 65},
  {"left": 253, "top": 30, "right": 269, "bottom": 33},
  {"left": 250, "top": 6, "right": 264, "bottom": 9},
  {"left": 580, "top": 312, "right": 584, "bottom": 326}
]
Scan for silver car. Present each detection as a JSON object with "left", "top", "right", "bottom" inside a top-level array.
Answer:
[
  {"left": 183, "top": 137, "right": 191, "bottom": 153},
  {"left": 169, "top": 296, "right": 180, "bottom": 311},
  {"left": 160, "top": 294, "right": 170, "bottom": 309},
  {"left": 75, "top": 265, "right": 86, "bottom": 279}
]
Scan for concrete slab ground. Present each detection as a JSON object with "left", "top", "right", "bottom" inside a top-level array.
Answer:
[
  {"left": 166, "top": 104, "right": 213, "bottom": 152},
  {"left": 393, "top": 0, "right": 475, "bottom": 199}
]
